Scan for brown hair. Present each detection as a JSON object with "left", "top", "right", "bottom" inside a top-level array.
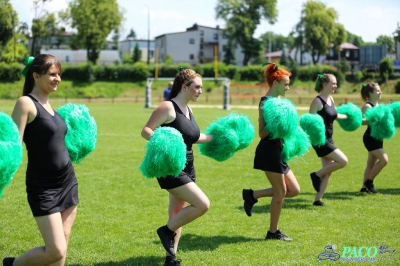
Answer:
[
  {"left": 314, "top": 73, "right": 335, "bottom": 93},
  {"left": 263, "top": 63, "right": 291, "bottom": 88},
  {"left": 360, "top": 82, "right": 379, "bottom": 101},
  {"left": 168, "top": 69, "right": 202, "bottom": 100},
  {"left": 23, "top": 54, "right": 61, "bottom": 96}
]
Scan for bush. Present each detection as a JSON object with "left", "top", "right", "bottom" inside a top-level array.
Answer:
[
  {"left": 0, "top": 62, "right": 22, "bottom": 82},
  {"left": 379, "top": 58, "right": 394, "bottom": 80},
  {"left": 395, "top": 80, "right": 400, "bottom": 94},
  {"left": 354, "top": 70, "right": 364, "bottom": 82}
]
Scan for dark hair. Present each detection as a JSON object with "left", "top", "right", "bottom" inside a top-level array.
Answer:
[
  {"left": 23, "top": 54, "right": 61, "bottom": 96},
  {"left": 263, "top": 63, "right": 291, "bottom": 88},
  {"left": 314, "top": 73, "right": 335, "bottom": 93},
  {"left": 168, "top": 69, "right": 202, "bottom": 100},
  {"left": 360, "top": 82, "right": 379, "bottom": 101}
]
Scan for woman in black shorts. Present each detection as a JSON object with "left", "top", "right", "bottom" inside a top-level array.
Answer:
[
  {"left": 242, "top": 63, "right": 300, "bottom": 242},
  {"left": 4, "top": 55, "right": 78, "bottom": 266},
  {"left": 309, "top": 74, "right": 348, "bottom": 206},
  {"left": 141, "top": 68, "right": 213, "bottom": 266},
  {"left": 360, "top": 83, "right": 387, "bottom": 193}
]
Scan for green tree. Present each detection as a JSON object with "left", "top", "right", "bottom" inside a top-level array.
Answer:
[
  {"left": 126, "top": 28, "right": 136, "bottom": 39},
  {"left": 346, "top": 31, "right": 364, "bottom": 47},
  {"left": 111, "top": 29, "right": 120, "bottom": 50},
  {"left": 279, "top": 44, "right": 288, "bottom": 66},
  {"left": 379, "top": 57, "right": 394, "bottom": 80},
  {"left": 223, "top": 40, "right": 236, "bottom": 65},
  {"left": 376, "top": 35, "right": 395, "bottom": 53},
  {"left": 216, "top": 0, "right": 278, "bottom": 66},
  {"left": 0, "top": 0, "right": 18, "bottom": 48},
  {"left": 293, "top": 0, "right": 346, "bottom": 64},
  {"left": 69, "top": 0, "right": 123, "bottom": 64},
  {"left": 260, "top": 32, "right": 294, "bottom": 52},
  {"left": 132, "top": 42, "right": 141, "bottom": 63}
]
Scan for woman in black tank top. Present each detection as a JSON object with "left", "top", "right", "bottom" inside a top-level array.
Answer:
[
  {"left": 141, "top": 68, "right": 213, "bottom": 265},
  {"left": 359, "top": 83, "right": 388, "bottom": 193},
  {"left": 242, "top": 63, "right": 300, "bottom": 242},
  {"left": 308, "top": 74, "right": 348, "bottom": 207},
  {"left": 5, "top": 55, "right": 78, "bottom": 266}
]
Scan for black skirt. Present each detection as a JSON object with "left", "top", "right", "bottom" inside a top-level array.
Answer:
[
  {"left": 26, "top": 161, "right": 79, "bottom": 217},
  {"left": 254, "top": 137, "right": 290, "bottom": 174},
  {"left": 157, "top": 150, "right": 196, "bottom": 190},
  {"left": 312, "top": 138, "right": 337, "bottom": 157},
  {"left": 363, "top": 133, "right": 383, "bottom": 152}
]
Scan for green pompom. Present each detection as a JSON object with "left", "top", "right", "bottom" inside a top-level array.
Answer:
[
  {"left": 57, "top": 103, "right": 97, "bottom": 163},
  {"left": 0, "top": 112, "right": 23, "bottom": 198},
  {"left": 261, "top": 97, "right": 298, "bottom": 139},
  {"left": 139, "top": 127, "right": 187, "bottom": 178},
  {"left": 198, "top": 119, "right": 240, "bottom": 162},
  {"left": 210, "top": 112, "right": 255, "bottom": 150},
  {"left": 365, "top": 104, "right": 395, "bottom": 140},
  {"left": 282, "top": 126, "right": 310, "bottom": 163},
  {"left": 299, "top": 113, "right": 326, "bottom": 146},
  {"left": 336, "top": 102, "right": 363, "bottom": 131},
  {"left": 389, "top": 101, "right": 400, "bottom": 128}
]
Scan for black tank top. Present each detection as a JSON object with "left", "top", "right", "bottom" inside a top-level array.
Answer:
[
  {"left": 365, "top": 101, "right": 375, "bottom": 136},
  {"left": 316, "top": 96, "right": 338, "bottom": 140},
  {"left": 161, "top": 100, "right": 200, "bottom": 151},
  {"left": 24, "top": 95, "right": 70, "bottom": 173}
]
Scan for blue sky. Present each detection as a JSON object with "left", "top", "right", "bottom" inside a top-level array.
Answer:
[{"left": 9, "top": 0, "right": 400, "bottom": 43}]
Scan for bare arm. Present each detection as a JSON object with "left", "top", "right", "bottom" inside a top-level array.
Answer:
[
  {"left": 361, "top": 103, "right": 372, "bottom": 125},
  {"left": 195, "top": 133, "right": 213, "bottom": 144},
  {"left": 11, "top": 97, "right": 36, "bottom": 141},
  {"left": 309, "top": 97, "right": 322, "bottom": 114},
  {"left": 141, "top": 101, "right": 175, "bottom": 140}
]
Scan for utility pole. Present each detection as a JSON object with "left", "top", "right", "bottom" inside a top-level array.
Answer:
[{"left": 146, "top": 5, "right": 150, "bottom": 65}]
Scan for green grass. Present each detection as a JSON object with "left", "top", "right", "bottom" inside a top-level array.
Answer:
[{"left": 0, "top": 103, "right": 399, "bottom": 265}]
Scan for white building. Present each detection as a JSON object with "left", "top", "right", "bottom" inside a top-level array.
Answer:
[
  {"left": 40, "top": 49, "right": 121, "bottom": 65},
  {"left": 155, "top": 23, "right": 245, "bottom": 66},
  {"left": 119, "top": 39, "right": 155, "bottom": 63}
]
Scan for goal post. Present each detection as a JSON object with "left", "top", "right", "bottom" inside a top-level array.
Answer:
[{"left": 145, "top": 77, "right": 231, "bottom": 110}]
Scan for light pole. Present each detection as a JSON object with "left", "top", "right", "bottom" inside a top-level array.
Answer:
[{"left": 145, "top": 5, "right": 150, "bottom": 65}]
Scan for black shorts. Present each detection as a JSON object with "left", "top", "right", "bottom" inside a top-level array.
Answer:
[
  {"left": 363, "top": 133, "right": 383, "bottom": 152},
  {"left": 254, "top": 138, "right": 290, "bottom": 174},
  {"left": 157, "top": 150, "right": 196, "bottom": 189},
  {"left": 26, "top": 161, "right": 79, "bottom": 217},
  {"left": 312, "top": 138, "right": 337, "bottom": 157}
]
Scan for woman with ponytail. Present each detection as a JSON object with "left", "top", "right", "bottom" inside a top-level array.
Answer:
[
  {"left": 360, "top": 82, "right": 387, "bottom": 193},
  {"left": 141, "top": 68, "right": 213, "bottom": 266},
  {"left": 309, "top": 74, "right": 348, "bottom": 206},
  {"left": 3, "top": 54, "right": 79, "bottom": 266},
  {"left": 242, "top": 63, "right": 300, "bottom": 242}
]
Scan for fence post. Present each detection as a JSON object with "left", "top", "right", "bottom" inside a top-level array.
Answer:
[
  {"left": 145, "top": 78, "right": 152, "bottom": 108},
  {"left": 223, "top": 78, "right": 230, "bottom": 110}
]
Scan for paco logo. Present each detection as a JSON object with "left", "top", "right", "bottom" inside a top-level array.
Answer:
[
  {"left": 341, "top": 246, "right": 378, "bottom": 259},
  {"left": 318, "top": 244, "right": 396, "bottom": 262}
]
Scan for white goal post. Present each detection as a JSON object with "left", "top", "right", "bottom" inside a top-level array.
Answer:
[{"left": 145, "top": 77, "right": 231, "bottom": 110}]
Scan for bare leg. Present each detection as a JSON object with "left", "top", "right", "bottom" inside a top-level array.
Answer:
[
  {"left": 364, "top": 149, "right": 388, "bottom": 183},
  {"left": 13, "top": 205, "right": 77, "bottom": 266},
  {"left": 253, "top": 170, "right": 300, "bottom": 200}
]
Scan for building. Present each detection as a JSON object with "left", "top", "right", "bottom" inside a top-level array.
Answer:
[
  {"left": 155, "top": 23, "right": 245, "bottom": 66},
  {"left": 40, "top": 49, "right": 121, "bottom": 65},
  {"left": 325, "top": 42, "right": 359, "bottom": 72},
  {"left": 119, "top": 39, "right": 155, "bottom": 63}
]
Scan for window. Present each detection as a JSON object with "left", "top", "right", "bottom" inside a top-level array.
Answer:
[
  {"left": 213, "top": 33, "right": 218, "bottom": 40},
  {"left": 189, "top": 38, "right": 195, "bottom": 44},
  {"left": 329, "top": 49, "right": 334, "bottom": 57},
  {"left": 354, "top": 50, "right": 359, "bottom": 58},
  {"left": 200, "top": 30, "right": 204, "bottom": 36},
  {"left": 190, "top": 54, "right": 194, "bottom": 60},
  {"left": 200, "top": 44, "right": 203, "bottom": 50},
  {"left": 149, "top": 50, "right": 154, "bottom": 58},
  {"left": 222, "top": 45, "right": 227, "bottom": 52},
  {"left": 345, "top": 50, "right": 350, "bottom": 58},
  {"left": 222, "top": 35, "right": 228, "bottom": 39},
  {"left": 199, "top": 51, "right": 204, "bottom": 56}
]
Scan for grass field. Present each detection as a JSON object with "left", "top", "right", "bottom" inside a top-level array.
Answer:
[{"left": 0, "top": 102, "right": 399, "bottom": 266}]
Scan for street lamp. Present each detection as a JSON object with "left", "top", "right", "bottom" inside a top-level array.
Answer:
[{"left": 145, "top": 5, "right": 150, "bottom": 65}]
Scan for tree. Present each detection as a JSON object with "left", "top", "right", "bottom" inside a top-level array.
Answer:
[
  {"left": 69, "top": 0, "right": 123, "bottom": 64},
  {"left": 293, "top": 0, "right": 346, "bottom": 64},
  {"left": 0, "top": 0, "right": 18, "bottom": 48},
  {"left": 216, "top": 0, "right": 278, "bottom": 66},
  {"left": 279, "top": 44, "right": 288, "bottom": 66},
  {"left": 223, "top": 40, "right": 236, "bottom": 65},
  {"left": 111, "top": 29, "right": 120, "bottom": 50},
  {"left": 260, "top": 32, "right": 294, "bottom": 52},
  {"left": 376, "top": 35, "right": 395, "bottom": 53},
  {"left": 379, "top": 57, "right": 394, "bottom": 80},
  {"left": 346, "top": 31, "right": 364, "bottom": 47},
  {"left": 132, "top": 42, "right": 141, "bottom": 63},
  {"left": 126, "top": 28, "right": 136, "bottom": 39}
]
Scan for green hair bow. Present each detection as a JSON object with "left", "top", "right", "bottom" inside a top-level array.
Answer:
[
  {"left": 362, "top": 83, "right": 366, "bottom": 88},
  {"left": 314, "top": 74, "right": 323, "bottom": 91},
  {"left": 21, "top": 56, "right": 35, "bottom": 77},
  {"left": 177, "top": 66, "right": 185, "bottom": 74},
  {"left": 262, "top": 62, "right": 279, "bottom": 70}
]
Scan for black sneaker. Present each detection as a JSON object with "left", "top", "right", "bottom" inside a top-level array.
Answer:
[
  {"left": 364, "top": 180, "right": 377, "bottom": 193},
  {"left": 242, "top": 189, "right": 258, "bottom": 217},
  {"left": 360, "top": 187, "right": 370, "bottom": 193},
  {"left": 165, "top": 259, "right": 182, "bottom": 266},
  {"left": 157, "top": 226, "right": 176, "bottom": 256},
  {"left": 313, "top": 200, "right": 324, "bottom": 206},
  {"left": 265, "top": 229, "right": 292, "bottom": 241},
  {"left": 310, "top": 172, "right": 321, "bottom": 192},
  {"left": 2, "top": 258, "right": 15, "bottom": 266}
]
